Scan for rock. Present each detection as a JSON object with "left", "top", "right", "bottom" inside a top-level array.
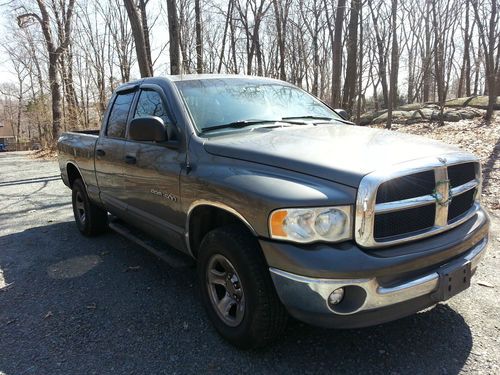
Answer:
[
  {"left": 424, "top": 103, "right": 440, "bottom": 110},
  {"left": 442, "top": 110, "right": 462, "bottom": 122},
  {"left": 418, "top": 108, "right": 435, "bottom": 120},
  {"left": 458, "top": 109, "right": 481, "bottom": 119},
  {"left": 359, "top": 113, "right": 376, "bottom": 126},
  {"left": 372, "top": 110, "right": 412, "bottom": 124},
  {"left": 445, "top": 97, "right": 473, "bottom": 107},
  {"left": 359, "top": 109, "right": 387, "bottom": 126},
  {"left": 398, "top": 103, "right": 424, "bottom": 111},
  {"left": 477, "top": 281, "right": 494, "bottom": 288},
  {"left": 458, "top": 107, "right": 482, "bottom": 119},
  {"left": 405, "top": 110, "right": 424, "bottom": 124},
  {"left": 467, "top": 95, "right": 500, "bottom": 110},
  {"left": 431, "top": 110, "right": 441, "bottom": 121}
]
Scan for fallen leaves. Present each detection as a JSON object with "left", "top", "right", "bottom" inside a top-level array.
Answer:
[{"left": 477, "top": 281, "right": 494, "bottom": 288}]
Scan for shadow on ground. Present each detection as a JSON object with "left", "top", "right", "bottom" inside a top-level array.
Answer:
[{"left": 0, "top": 222, "right": 473, "bottom": 374}]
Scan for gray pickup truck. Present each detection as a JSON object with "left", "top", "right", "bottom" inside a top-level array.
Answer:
[{"left": 58, "top": 75, "right": 489, "bottom": 348}]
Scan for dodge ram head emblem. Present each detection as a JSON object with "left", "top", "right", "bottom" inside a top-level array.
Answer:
[{"left": 432, "top": 180, "right": 453, "bottom": 207}]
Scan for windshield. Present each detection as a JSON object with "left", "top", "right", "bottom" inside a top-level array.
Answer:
[{"left": 174, "top": 78, "right": 341, "bottom": 133}]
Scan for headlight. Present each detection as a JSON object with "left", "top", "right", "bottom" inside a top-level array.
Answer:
[{"left": 269, "top": 206, "right": 352, "bottom": 243}]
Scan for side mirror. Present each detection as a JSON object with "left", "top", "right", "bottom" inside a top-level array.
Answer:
[
  {"left": 335, "top": 109, "right": 349, "bottom": 120},
  {"left": 129, "top": 116, "right": 167, "bottom": 142}
]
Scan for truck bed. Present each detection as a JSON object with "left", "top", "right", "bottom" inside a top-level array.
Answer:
[{"left": 57, "top": 131, "right": 99, "bottom": 189}]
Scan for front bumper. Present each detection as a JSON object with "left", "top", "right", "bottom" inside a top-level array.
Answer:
[{"left": 261, "top": 209, "right": 489, "bottom": 328}]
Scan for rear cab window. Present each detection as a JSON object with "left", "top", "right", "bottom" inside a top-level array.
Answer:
[{"left": 106, "top": 92, "right": 135, "bottom": 138}]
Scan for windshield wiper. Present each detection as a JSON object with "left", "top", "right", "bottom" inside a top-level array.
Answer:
[
  {"left": 202, "top": 119, "right": 284, "bottom": 133},
  {"left": 281, "top": 115, "right": 334, "bottom": 121}
]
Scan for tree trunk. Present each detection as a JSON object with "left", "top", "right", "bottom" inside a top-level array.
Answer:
[
  {"left": 369, "top": 1, "right": 389, "bottom": 109},
  {"left": 331, "top": 0, "right": 346, "bottom": 107},
  {"left": 273, "top": 0, "right": 286, "bottom": 81},
  {"left": 342, "top": 0, "right": 360, "bottom": 113},
  {"left": 123, "top": 0, "right": 153, "bottom": 77},
  {"left": 195, "top": 0, "right": 203, "bottom": 73},
  {"left": 471, "top": 0, "right": 497, "bottom": 121},
  {"left": 387, "top": 0, "right": 398, "bottom": 130},
  {"left": 138, "top": 0, "right": 154, "bottom": 74},
  {"left": 167, "top": 0, "right": 181, "bottom": 75},
  {"left": 48, "top": 53, "right": 62, "bottom": 141},
  {"left": 217, "top": 0, "right": 233, "bottom": 73},
  {"left": 422, "top": 0, "right": 432, "bottom": 102},
  {"left": 458, "top": 0, "right": 471, "bottom": 98},
  {"left": 17, "top": 0, "right": 76, "bottom": 143}
]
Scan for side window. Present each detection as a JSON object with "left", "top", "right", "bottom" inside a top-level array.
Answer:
[
  {"left": 134, "top": 90, "right": 173, "bottom": 126},
  {"left": 106, "top": 92, "right": 135, "bottom": 138}
]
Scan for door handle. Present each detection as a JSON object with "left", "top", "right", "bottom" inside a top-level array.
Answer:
[
  {"left": 96, "top": 149, "right": 106, "bottom": 157},
  {"left": 125, "top": 155, "right": 137, "bottom": 164}
]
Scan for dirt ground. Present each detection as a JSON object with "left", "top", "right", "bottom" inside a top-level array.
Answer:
[{"left": 0, "top": 150, "right": 499, "bottom": 375}]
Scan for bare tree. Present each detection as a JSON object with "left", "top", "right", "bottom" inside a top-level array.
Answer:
[
  {"left": 327, "top": 0, "right": 346, "bottom": 107},
  {"left": 471, "top": 0, "right": 499, "bottom": 121},
  {"left": 342, "top": 0, "right": 361, "bottom": 113},
  {"left": 195, "top": 0, "right": 203, "bottom": 73},
  {"left": 167, "top": 0, "right": 181, "bottom": 74},
  {"left": 123, "top": 0, "right": 153, "bottom": 77},
  {"left": 386, "top": 0, "right": 398, "bottom": 130},
  {"left": 17, "top": 0, "right": 76, "bottom": 142}
]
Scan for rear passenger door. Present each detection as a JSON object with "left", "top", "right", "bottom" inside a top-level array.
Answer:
[
  {"left": 122, "top": 85, "right": 186, "bottom": 249},
  {"left": 95, "top": 89, "right": 136, "bottom": 215}
]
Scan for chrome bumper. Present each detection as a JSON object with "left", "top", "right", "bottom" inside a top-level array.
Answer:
[{"left": 270, "top": 237, "right": 488, "bottom": 317}]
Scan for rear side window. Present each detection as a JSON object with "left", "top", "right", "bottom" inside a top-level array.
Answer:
[
  {"left": 134, "top": 90, "right": 172, "bottom": 125},
  {"left": 106, "top": 92, "right": 135, "bottom": 138}
]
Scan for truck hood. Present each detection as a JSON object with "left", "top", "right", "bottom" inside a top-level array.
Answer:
[{"left": 203, "top": 124, "right": 463, "bottom": 187}]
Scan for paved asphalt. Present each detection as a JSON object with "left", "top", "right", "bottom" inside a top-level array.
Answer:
[{"left": 0, "top": 151, "right": 499, "bottom": 375}]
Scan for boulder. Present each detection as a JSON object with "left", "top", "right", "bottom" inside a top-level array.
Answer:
[
  {"left": 405, "top": 110, "right": 424, "bottom": 124},
  {"left": 445, "top": 97, "right": 473, "bottom": 107},
  {"left": 418, "top": 108, "right": 435, "bottom": 120},
  {"left": 467, "top": 96, "right": 500, "bottom": 110},
  {"left": 457, "top": 108, "right": 481, "bottom": 119},
  {"left": 398, "top": 103, "right": 424, "bottom": 111},
  {"left": 423, "top": 104, "right": 440, "bottom": 110},
  {"left": 372, "top": 110, "right": 413, "bottom": 124},
  {"left": 359, "top": 109, "right": 387, "bottom": 126},
  {"left": 442, "top": 110, "right": 462, "bottom": 122}
]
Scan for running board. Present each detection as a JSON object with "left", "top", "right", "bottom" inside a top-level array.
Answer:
[{"left": 108, "top": 219, "right": 193, "bottom": 268}]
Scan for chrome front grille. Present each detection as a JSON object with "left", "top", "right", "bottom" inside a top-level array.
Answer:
[{"left": 355, "top": 154, "right": 481, "bottom": 248}]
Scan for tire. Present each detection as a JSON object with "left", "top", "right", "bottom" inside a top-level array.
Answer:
[
  {"left": 71, "top": 178, "right": 108, "bottom": 236},
  {"left": 197, "top": 225, "right": 288, "bottom": 349}
]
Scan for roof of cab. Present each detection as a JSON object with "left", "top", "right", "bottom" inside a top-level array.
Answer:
[{"left": 115, "top": 74, "right": 287, "bottom": 92}]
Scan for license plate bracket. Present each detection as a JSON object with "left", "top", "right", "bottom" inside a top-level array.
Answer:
[{"left": 431, "top": 261, "right": 472, "bottom": 301}]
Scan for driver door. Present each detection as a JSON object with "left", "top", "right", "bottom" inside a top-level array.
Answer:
[{"left": 122, "top": 85, "right": 185, "bottom": 249}]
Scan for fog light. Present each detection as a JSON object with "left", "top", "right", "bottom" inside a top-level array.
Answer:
[{"left": 328, "top": 288, "right": 345, "bottom": 307}]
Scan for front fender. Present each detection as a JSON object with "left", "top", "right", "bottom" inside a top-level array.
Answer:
[{"left": 181, "top": 156, "right": 356, "bottom": 238}]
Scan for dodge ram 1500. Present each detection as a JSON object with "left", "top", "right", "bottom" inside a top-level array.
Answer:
[{"left": 58, "top": 75, "right": 489, "bottom": 348}]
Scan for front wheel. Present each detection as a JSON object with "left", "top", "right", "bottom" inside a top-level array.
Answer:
[
  {"left": 71, "top": 178, "right": 108, "bottom": 236},
  {"left": 197, "top": 225, "right": 288, "bottom": 349}
]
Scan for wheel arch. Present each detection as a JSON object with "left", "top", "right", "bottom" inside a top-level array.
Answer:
[
  {"left": 66, "top": 162, "right": 85, "bottom": 188},
  {"left": 186, "top": 200, "right": 258, "bottom": 258}
]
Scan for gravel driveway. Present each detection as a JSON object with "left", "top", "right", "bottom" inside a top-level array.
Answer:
[{"left": 1, "top": 151, "right": 499, "bottom": 375}]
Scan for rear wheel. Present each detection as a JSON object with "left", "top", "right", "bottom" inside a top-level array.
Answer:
[
  {"left": 197, "top": 225, "right": 288, "bottom": 349},
  {"left": 71, "top": 178, "right": 108, "bottom": 236}
]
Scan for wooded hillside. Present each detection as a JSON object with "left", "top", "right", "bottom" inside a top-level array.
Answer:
[{"left": 0, "top": 0, "right": 498, "bottom": 146}]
